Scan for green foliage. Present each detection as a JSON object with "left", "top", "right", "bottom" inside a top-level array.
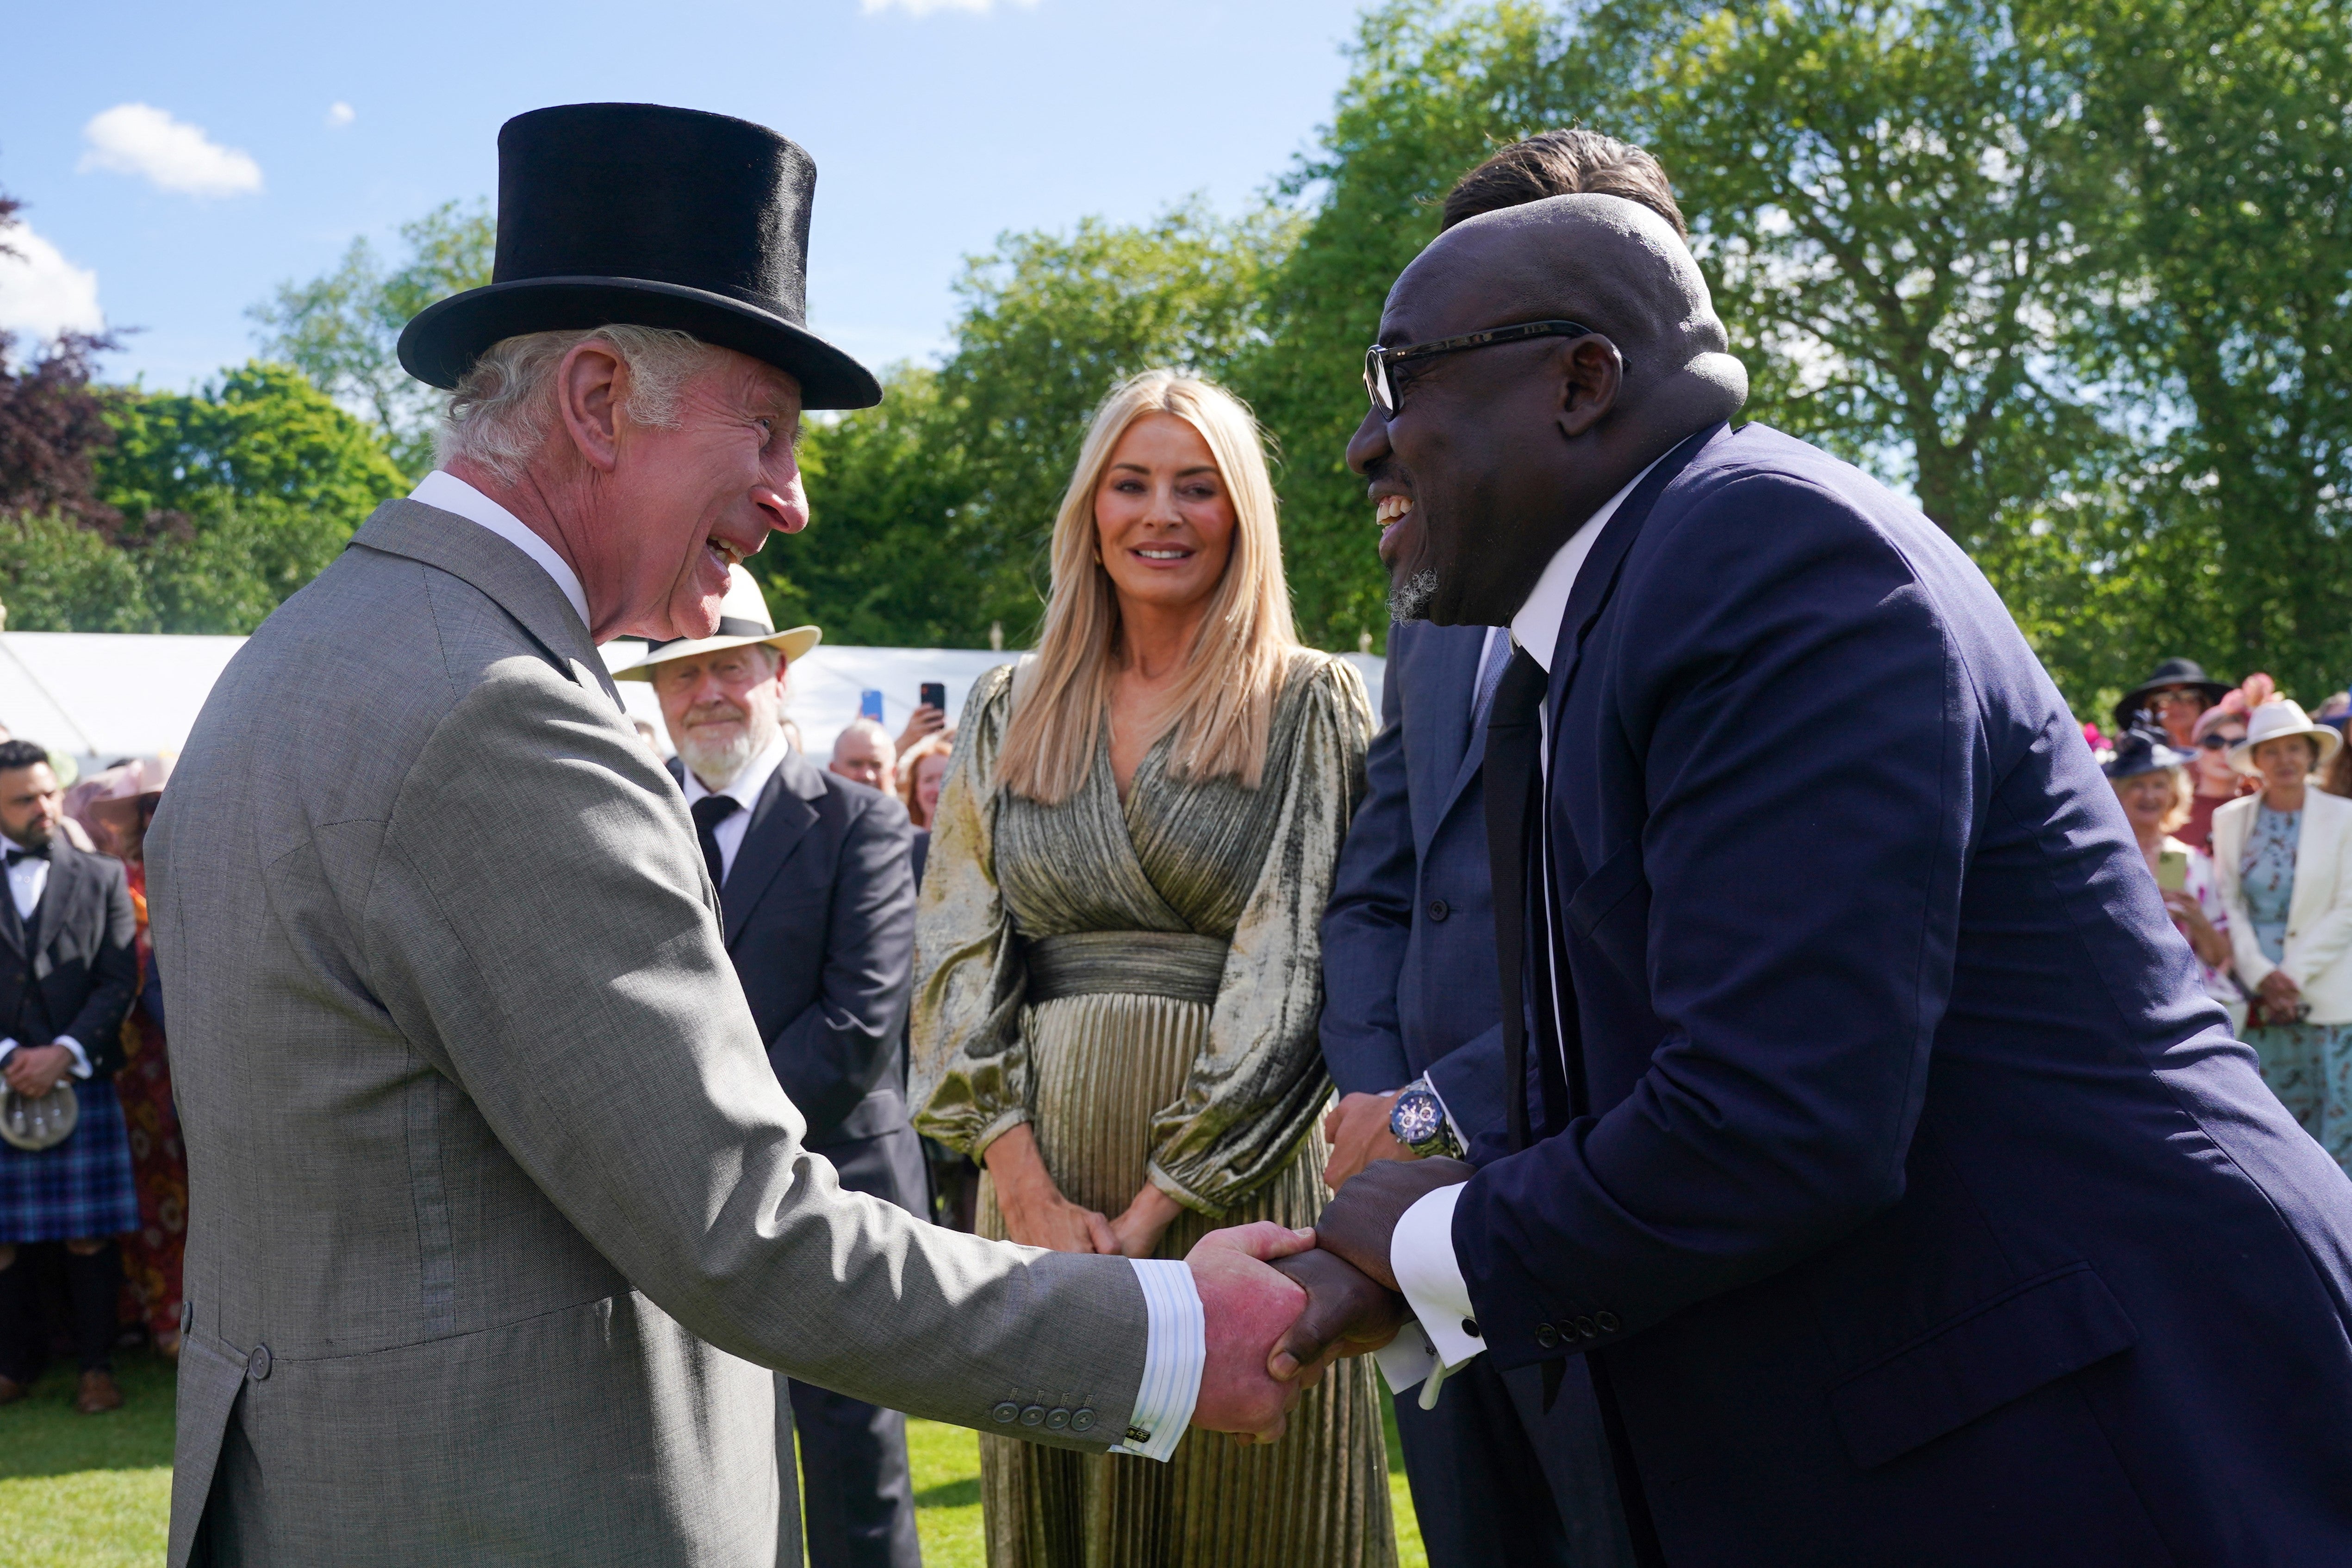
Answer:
[
  {"left": 757, "top": 205, "right": 1293, "bottom": 648},
  {"left": 0, "top": 510, "right": 154, "bottom": 631},
  {"left": 248, "top": 200, "right": 494, "bottom": 478}
]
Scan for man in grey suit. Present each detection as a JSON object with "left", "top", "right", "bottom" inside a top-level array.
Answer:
[
  {"left": 626, "top": 573, "right": 929, "bottom": 1568},
  {"left": 148, "top": 104, "right": 1327, "bottom": 1568}
]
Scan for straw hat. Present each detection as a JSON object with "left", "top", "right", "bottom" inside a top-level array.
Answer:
[
  {"left": 610, "top": 566, "right": 819, "bottom": 681},
  {"left": 2230, "top": 700, "right": 2343, "bottom": 774}
]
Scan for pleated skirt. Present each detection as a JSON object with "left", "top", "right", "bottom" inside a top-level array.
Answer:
[{"left": 977, "top": 991, "right": 1398, "bottom": 1568}]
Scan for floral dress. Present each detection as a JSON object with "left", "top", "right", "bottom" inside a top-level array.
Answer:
[{"left": 2239, "top": 806, "right": 2352, "bottom": 1170}]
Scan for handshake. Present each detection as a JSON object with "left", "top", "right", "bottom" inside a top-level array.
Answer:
[{"left": 1183, "top": 1158, "right": 1475, "bottom": 1443}]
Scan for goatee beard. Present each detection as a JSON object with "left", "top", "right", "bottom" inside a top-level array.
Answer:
[
  {"left": 680, "top": 716, "right": 778, "bottom": 792},
  {"left": 1387, "top": 569, "right": 1440, "bottom": 624}
]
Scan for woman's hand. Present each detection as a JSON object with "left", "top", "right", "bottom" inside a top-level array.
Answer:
[
  {"left": 2162, "top": 891, "right": 2231, "bottom": 969},
  {"left": 985, "top": 1125, "right": 1117, "bottom": 1253},
  {"left": 894, "top": 704, "right": 947, "bottom": 758},
  {"left": 1109, "top": 1183, "right": 1186, "bottom": 1259},
  {"left": 2259, "top": 969, "right": 2303, "bottom": 1013}
]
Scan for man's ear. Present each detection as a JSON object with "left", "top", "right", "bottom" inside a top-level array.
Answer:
[
  {"left": 1554, "top": 336, "right": 1624, "bottom": 440},
  {"left": 556, "top": 341, "right": 628, "bottom": 473}
]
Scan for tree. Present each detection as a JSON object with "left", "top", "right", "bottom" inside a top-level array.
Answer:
[{"left": 249, "top": 200, "right": 494, "bottom": 478}]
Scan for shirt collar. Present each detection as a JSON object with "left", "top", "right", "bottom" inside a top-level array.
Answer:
[
  {"left": 410, "top": 470, "right": 592, "bottom": 633},
  {"left": 1508, "top": 452, "right": 1668, "bottom": 673},
  {"left": 680, "top": 730, "right": 793, "bottom": 810}
]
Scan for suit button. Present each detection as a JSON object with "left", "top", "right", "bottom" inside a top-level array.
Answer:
[
  {"left": 1461, "top": 1319, "right": 1481, "bottom": 1339},
  {"left": 1020, "top": 1404, "right": 1046, "bottom": 1426},
  {"left": 1574, "top": 1316, "right": 1599, "bottom": 1339},
  {"left": 1535, "top": 1322, "right": 1560, "bottom": 1349},
  {"left": 246, "top": 1345, "right": 272, "bottom": 1381},
  {"left": 1070, "top": 1408, "right": 1096, "bottom": 1433},
  {"left": 179, "top": 1300, "right": 193, "bottom": 1335},
  {"left": 1045, "top": 1407, "right": 1071, "bottom": 1431},
  {"left": 1595, "top": 1312, "right": 1620, "bottom": 1333},
  {"left": 1428, "top": 899, "right": 1450, "bottom": 921},
  {"left": 991, "top": 1401, "right": 1020, "bottom": 1424}
]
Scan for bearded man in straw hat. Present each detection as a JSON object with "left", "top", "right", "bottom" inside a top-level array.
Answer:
[{"left": 149, "top": 104, "right": 1386, "bottom": 1568}]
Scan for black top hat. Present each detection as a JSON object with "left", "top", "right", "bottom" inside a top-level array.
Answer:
[
  {"left": 2102, "top": 725, "right": 2195, "bottom": 780},
  {"left": 2110, "top": 657, "right": 2230, "bottom": 730},
  {"left": 397, "top": 104, "right": 880, "bottom": 410}
]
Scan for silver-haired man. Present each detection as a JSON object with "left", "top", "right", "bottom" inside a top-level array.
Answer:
[{"left": 152, "top": 105, "right": 1369, "bottom": 1568}]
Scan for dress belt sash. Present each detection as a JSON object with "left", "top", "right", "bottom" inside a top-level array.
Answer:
[{"left": 1026, "top": 930, "right": 1228, "bottom": 1008}]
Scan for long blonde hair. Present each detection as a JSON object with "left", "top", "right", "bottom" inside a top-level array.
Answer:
[{"left": 993, "top": 369, "right": 1300, "bottom": 804}]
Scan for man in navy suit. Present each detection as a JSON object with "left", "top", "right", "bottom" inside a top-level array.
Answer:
[
  {"left": 1319, "top": 129, "right": 1695, "bottom": 1568},
  {"left": 626, "top": 572, "right": 926, "bottom": 1568},
  {"left": 1300, "top": 195, "right": 2352, "bottom": 1563}
]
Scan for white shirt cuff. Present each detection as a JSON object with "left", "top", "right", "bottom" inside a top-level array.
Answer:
[
  {"left": 1110, "top": 1258, "right": 1202, "bottom": 1461},
  {"left": 1419, "top": 1076, "right": 1468, "bottom": 1153},
  {"left": 54, "top": 1036, "right": 92, "bottom": 1079},
  {"left": 1384, "top": 1182, "right": 1485, "bottom": 1393}
]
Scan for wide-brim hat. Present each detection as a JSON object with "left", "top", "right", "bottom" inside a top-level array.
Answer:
[
  {"left": 2112, "top": 657, "right": 2229, "bottom": 729},
  {"left": 2230, "top": 699, "right": 2343, "bottom": 773},
  {"left": 611, "top": 565, "right": 818, "bottom": 681},
  {"left": 397, "top": 104, "right": 881, "bottom": 410},
  {"left": 2102, "top": 726, "right": 2194, "bottom": 781}
]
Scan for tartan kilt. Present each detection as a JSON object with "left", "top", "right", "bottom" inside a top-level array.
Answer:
[{"left": 0, "top": 1075, "right": 142, "bottom": 1243}]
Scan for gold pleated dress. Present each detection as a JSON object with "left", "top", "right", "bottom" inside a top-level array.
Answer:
[{"left": 911, "top": 651, "right": 1394, "bottom": 1568}]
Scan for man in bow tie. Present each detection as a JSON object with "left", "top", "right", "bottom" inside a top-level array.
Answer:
[{"left": 0, "top": 738, "right": 141, "bottom": 1415}]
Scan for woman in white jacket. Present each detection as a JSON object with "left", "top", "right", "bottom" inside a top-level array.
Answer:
[{"left": 2215, "top": 699, "right": 2352, "bottom": 1170}]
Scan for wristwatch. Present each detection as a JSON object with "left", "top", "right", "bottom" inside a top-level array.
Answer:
[{"left": 1389, "top": 1077, "right": 1462, "bottom": 1159}]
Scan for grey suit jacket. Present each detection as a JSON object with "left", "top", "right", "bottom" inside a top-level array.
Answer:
[{"left": 149, "top": 499, "right": 1151, "bottom": 1568}]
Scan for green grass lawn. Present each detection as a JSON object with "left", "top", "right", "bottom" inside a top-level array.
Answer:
[{"left": 0, "top": 1348, "right": 1426, "bottom": 1567}]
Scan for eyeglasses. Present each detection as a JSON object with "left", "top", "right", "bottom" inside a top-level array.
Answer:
[
  {"left": 2199, "top": 733, "right": 2239, "bottom": 750},
  {"left": 1363, "top": 320, "right": 1606, "bottom": 417}
]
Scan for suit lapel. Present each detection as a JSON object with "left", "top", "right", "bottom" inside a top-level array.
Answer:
[
  {"left": 722, "top": 751, "right": 824, "bottom": 949},
  {"left": 347, "top": 499, "right": 621, "bottom": 710},
  {"left": 0, "top": 860, "right": 26, "bottom": 960},
  {"left": 1544, "top": 424, "right": 1727, "bottom": 734}
]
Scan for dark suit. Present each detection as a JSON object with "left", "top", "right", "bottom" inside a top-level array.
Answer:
[
  {"left": 0, "top": 841, "right": 140, "bottom": 1075},
  {"left": 1463, "top": 422, "right": 2352, "bottom": 1564},
  {"left": 673, "top": 749, "right": 926, "bottom": 1568},
  {"left": 1322, "top": 622, "right": 1630, "bottom": 1568}
]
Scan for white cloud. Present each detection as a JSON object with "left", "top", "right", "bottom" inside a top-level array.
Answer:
[
  {"left": 860, "top": 0, "right": 1037, "bottom": 14},
  {"left": 326, "top": 102, "right": 356, "bottom": 128},
  {"left": 77, "top": 103, "right": 263, "bottom": 198},
  {"left": 0, "top": 219, "right": 105, "bottom": 342}
]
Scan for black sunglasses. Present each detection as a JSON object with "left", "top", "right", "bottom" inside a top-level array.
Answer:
[
  {"left": 2199, "top": 733, "right": 2238, "bottom": 750},
  {"left": 1363, "top": 320, "right": 1609, "bottom": 416}
]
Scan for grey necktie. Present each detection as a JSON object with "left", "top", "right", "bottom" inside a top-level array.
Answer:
[{"left": 1470, "top": 628, "right": 1515, "bottom": 733}]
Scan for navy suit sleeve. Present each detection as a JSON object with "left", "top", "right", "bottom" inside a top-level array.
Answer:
[
  {"left": 1457, "top": 476, "right": 1974, "bottom": 1362},
  {"left": 1422, "top": 1020, "right": 1511, "bottom": 1154},
  {"left": 65, "top": 858, "right": 141, "bottom": 1078},
  {"left": 766, "top": 792, "right": 917, "bottom": 1138},
  {"left": 1318, "top": 633, "right": 1416, "bottom": 1097}
]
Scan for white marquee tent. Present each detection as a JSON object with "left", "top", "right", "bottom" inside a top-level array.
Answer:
[{"left": 0, "top": 631, "right": 1384, "bottom": 774}]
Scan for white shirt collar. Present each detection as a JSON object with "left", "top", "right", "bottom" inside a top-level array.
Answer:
[
  {"left": 1508, "top": 452, "right": 1668, "bottom": 673},
  {"left": 410, "top": 469, "right": 592, "bottom": 634},
  {"left": 679, "top": 730, "right": 793, "bottom": 810}
]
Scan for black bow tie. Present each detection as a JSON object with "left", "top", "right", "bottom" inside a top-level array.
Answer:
[{"left": 5, "top": 845, "right": 50, "bottom": 866}]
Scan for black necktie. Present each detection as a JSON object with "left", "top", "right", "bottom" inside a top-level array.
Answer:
[
  {"left": 1484, "top": 649, "right": 1551, "bottom": 1152},
  {"left": 690, "top": 796, "right": 740, "bottom": 891}
]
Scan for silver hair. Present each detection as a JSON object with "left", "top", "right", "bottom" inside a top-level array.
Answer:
[
  {"left": 1387, "top": 568, "right": 1441, "bottom": 624},
  {"left": 435, "top": 324, "right": 725, "bottom": 484}
]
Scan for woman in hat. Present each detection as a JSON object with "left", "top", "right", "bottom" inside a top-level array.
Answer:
[
  {"left": 2105, "top": 729, "right": 2242, "bottom": 1031},
  {"left": 2112, "top": 658, "right": 2230, "bottom": 750},
  {"left": 2181, "top": 675, "right": 2269, "bottom": 854},
  {"left": 911, "top": 370, "right": 1392, "bottom": 1568},
  {"left": 2214, "top": 700, "right": 2352, "bottom": 1170}
]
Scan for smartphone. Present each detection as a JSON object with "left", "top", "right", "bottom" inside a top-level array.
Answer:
[
  {"left": 2156, "top": 849, "right": 2189, "bottom": 893},
  {"left": 859, "top": 688, "right": 886, "bottom": 722},
  {"left": 921, "top": 681, "right": 947, "bottom": 714}
]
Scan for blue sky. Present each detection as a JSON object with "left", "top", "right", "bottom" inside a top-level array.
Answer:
[{"left": 0, "top": 0, "right": 1373, "bottom": 392}]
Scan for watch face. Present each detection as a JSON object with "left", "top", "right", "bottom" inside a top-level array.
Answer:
[{"left": 1392, "top": 1091, "right": 1442, "bottom": 1145}]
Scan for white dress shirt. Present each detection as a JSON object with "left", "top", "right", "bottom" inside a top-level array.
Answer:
[
  {"left": 411, "top": 470, "right": 593, "bottom": 632},
  {"left": 0, "top": 846, "right": 91, "bottom": 1080},
  {"left": 678, "top": 734, "right": 793, "bottom": 884},
  {"left": 1378, "top": 454, "right": 1668, "bottom": 1400}
]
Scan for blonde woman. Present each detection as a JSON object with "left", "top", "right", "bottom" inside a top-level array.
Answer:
[
  {"left": 2103, "top": 728, "right": 2241, "bottom": 1031},
  {"left": 911, "top": 371, "right": 1392, "bottom": 1568}
]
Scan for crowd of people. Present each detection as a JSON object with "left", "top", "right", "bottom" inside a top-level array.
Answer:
[{"left": 9, "top": 99, "right": 2352, "bottom": 1568}]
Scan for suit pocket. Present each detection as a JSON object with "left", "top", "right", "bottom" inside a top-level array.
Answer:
[
  {"left": 1566, "top": 839, "right": 1649, "bottom": 984},
  {"left": 1829, "top": 1263, "right": 2137, "bottom": 1470}
]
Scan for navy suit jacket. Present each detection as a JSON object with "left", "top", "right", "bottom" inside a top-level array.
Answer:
[
  {"left": 1321, "top": 620, "right": 1512, "bottom": 1142},
  {"left": 672, "top": 750, "right": 917, "bottom": 1152},
  {"left": 1457, "top": 423, "right": 2352, "bottom": 1564}
]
